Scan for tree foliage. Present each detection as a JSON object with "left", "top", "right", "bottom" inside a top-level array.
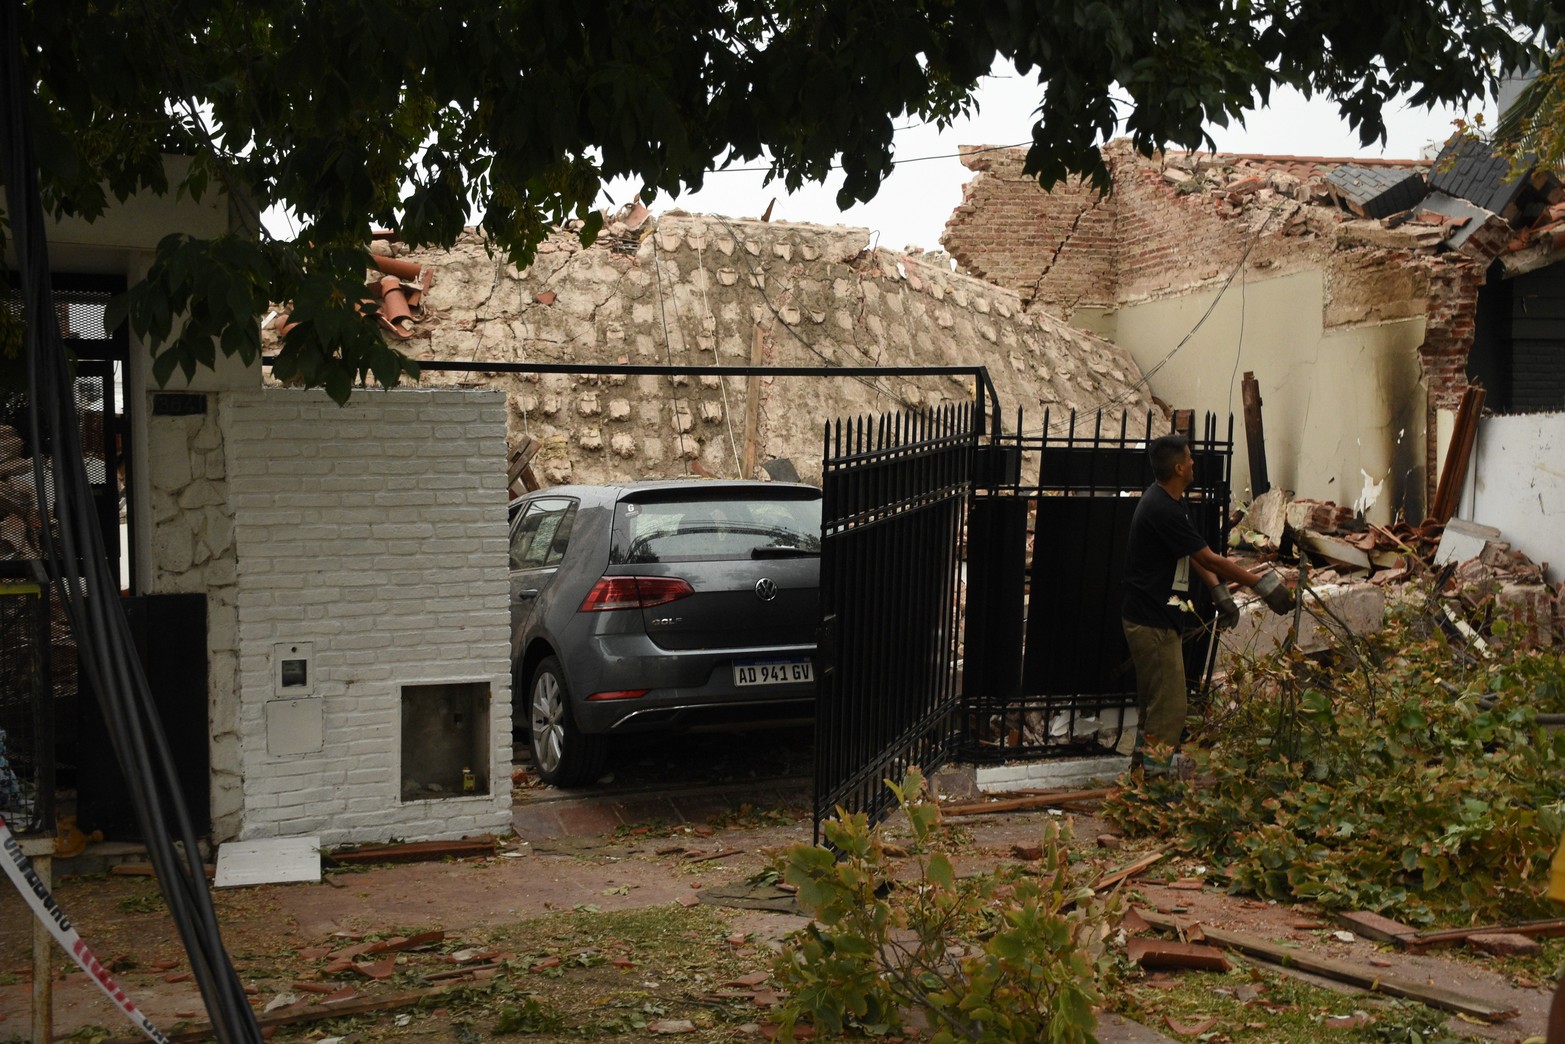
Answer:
[
  {"left": 8, "top": 0, "right": 1563, "bottom": 399},
  {"left": 1490, "top": 44, "right": 1565, "bottom": 175}
]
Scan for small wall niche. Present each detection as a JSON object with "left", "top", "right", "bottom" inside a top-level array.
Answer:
[{"left": 400, "top": 681, "right": 490, "bottom": 801}]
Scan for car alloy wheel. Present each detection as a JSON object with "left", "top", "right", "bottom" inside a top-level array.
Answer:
[
  {"left": 530, "top": 668, "right": 567, "bottom": 775},
  {"left": 524, "top": 655, "right": 609, "bottom": 787}
]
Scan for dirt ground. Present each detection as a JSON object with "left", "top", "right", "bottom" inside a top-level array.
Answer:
[{"left": 1, "top": 732, "right": 1560, "bottom": 1042}]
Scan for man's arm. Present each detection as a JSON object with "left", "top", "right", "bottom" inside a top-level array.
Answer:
[
  {"left": 1191, "top": 546, "right": 1262, "bottom": 589},
  {"left": 1192, "top": 546, "right": 1295, "bottom": 615}
]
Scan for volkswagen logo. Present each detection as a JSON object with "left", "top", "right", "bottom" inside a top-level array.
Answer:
[{"left": 754, "top": 578, "right": 778, "bottom": 602}]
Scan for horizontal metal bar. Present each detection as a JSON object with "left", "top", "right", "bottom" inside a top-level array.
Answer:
[{"left": 261, "top": 355, "right": 991, "bottom": 382}]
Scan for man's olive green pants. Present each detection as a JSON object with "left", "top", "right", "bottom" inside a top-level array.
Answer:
[{"left": 1122, "top": 619, "right": 1186, "bottom": 755}]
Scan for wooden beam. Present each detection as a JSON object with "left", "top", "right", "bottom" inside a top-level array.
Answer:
[
  {"left": 939, "top": 788, "right": 1116, "bottom": 816},
  {"left": 1431, "top": 383, "right": 1485, "bottom": 524},
  {"left": 1136, "top": 908, "right": 1517, "bottom": 1021},
  {"left": 325, "top": 836, "right": 497, "bottom": 866},
  {"left": 1241, "top": 372, "right": 1269, "bottom": 495},
  {"left": 1407, "top": 917, "right": 1565, "bottom": 951}
]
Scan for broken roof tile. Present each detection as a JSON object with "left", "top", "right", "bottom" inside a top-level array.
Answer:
[
  {"left": 1325, "top": 164, "right": 1428, "bottom": 219},
  {"left": 1427, "top": 136, "right": 1530, "bottom": 215}
]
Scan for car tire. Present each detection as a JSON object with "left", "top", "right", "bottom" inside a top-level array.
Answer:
[{"left": 526, "top": 656, "right": 608, "bottom": 788}]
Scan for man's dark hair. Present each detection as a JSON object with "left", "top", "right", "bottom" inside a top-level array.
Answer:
[{"left": 1149, "top": 434, "right": 1191, "bottom": 482}]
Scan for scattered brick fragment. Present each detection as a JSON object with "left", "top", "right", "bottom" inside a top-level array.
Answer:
[
  {"left": 1467, "top": 932, "right": 1543, "bottom": 958},
  {"left": 1126, "top": 938, "right": 1231, "bottom": 972}
]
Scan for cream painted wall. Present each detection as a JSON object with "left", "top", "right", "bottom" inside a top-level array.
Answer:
[{"left": 1100, "top": 270, "right": 1428, "bottom": 525}]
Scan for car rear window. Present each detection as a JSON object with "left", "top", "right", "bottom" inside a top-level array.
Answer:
[{"left": 611, "top": 493, "right": 822, "bottom": 564}]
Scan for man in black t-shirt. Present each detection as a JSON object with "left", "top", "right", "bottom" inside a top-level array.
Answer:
[{"left": 1122, "top": 434, "right": 1294, "bottom": 774}]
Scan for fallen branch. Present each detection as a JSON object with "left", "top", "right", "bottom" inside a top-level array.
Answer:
[{"left": 1136, "top": 908, "right": 1516, "bottom": 1021}]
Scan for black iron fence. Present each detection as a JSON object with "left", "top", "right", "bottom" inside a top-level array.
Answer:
[
  {"left": 965, "top": 408, "right": 1232, "bottom": 761},
  {"left": 814, "top": 405, "right": 975, "bottom": 841}
]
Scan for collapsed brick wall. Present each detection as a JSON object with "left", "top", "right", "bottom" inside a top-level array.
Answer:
[
  {"left": 1111, "top": 156, "right": 1337, "bottom": 302},
  {"left": 940, "top": 147, "right": 1118, "bottom": 317}
]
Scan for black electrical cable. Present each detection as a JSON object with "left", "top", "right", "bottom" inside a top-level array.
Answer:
[{"left": 1, "top": 2, "right": 262, "bottom": 1040}]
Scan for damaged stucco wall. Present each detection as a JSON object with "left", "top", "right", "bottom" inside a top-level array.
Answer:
[
  {"left": 1467, "top": 412, "right": 1565, "bottom": 583},
  {"left": 942, "top": 141, "right": 1506, "bottom": 522},
  {"left": 1109, "top": 270, "right": 1428, "bottom": 522},
  {"left": 370, "top": 214, "right": 1157, "bottom": 484}
]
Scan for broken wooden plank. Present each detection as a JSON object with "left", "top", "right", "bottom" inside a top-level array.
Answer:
[
  {"left": 1334, "top": 911, "right": 1419, "bottom": 946},
  {"left": 1092, "top": 850, "right": 1166, "bottom": 892},
  {"left": 940, "top": 788, "right": 1115, "bottom": 816},
  {"left": 1126, "top": 937, "right": 1231, "bottom": 972},
  {"left": 325, "top": 835, "right": 497, "bottom": 866},
  {"left": 1407, "top": 917, "right": 1565, "bottom": 950},
  {"left": 1137, "top": 908, "right": 1517, "bottom": 1021},
  {"left": 109, "top": 862, "right": 215, "bottom": 879},
  {"left": 1241, "top": 372, "right": 1269, "bottom": 496}
]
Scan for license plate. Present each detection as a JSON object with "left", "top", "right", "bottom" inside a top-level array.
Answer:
[{"left": 733, "top": 659, "right": 814, "bottom": 686}]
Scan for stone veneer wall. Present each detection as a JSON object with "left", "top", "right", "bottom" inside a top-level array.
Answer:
[
  {"left": 370, "top": 216, "right": 1157, "bottom": 486},
  {"left": 223, "top": 388, "right": 512, "bottom": 844},
  {"left": 145, "top": 398, "right": 243, "bottom": 839}
]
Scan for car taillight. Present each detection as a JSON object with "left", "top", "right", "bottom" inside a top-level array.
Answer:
[{"left": 579, "top": 576, "right": 694, "bottom": 612}]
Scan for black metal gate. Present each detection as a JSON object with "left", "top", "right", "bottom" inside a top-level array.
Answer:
[
  {"left": 814, "top": 398, "right": 1233, "bottom": 838},
  {"left": 813, "top": 405, "right": 977, "bottom": 840},
  {"left": 971, "top": 409, "right": 1233, "bottom": 760}
]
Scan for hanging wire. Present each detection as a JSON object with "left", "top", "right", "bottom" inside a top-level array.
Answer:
[
  {"left": 0, "top": 5, "right": 262, "bottom": 1038},
  {"left": 1027, "top": 200, "right": 1288, "bottom": 438},
  {"left": 692, "top": 238, "right": 746, "bottom": 476},
  {"left": 648, "top": 234, "right": 692, "bottom": 478}
]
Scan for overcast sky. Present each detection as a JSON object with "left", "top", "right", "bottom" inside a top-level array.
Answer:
[{"left": 602, "top": 63, "right": 1490, "bottom": 254}]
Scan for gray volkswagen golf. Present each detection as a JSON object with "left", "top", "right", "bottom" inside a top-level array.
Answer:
[{"left": 508, "top": 480, "right": 821, "bottom": 786}]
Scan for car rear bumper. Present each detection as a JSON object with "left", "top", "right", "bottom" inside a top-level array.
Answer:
[{"left": 566, "top": 634, "right": 817, "bottom": 733}]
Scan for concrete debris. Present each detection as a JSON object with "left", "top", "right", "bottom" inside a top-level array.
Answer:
[{"left": 1231, "top": 489, "right": 1562, "bottom": 650}]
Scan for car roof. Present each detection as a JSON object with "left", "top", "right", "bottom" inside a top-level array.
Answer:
[{"left": 508, "top": 479, "right": 820, "bottom": 512}]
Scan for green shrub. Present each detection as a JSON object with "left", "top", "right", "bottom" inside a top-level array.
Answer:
[
  {"left": 1105, "top": 595, "right": 1565, "bottom": 924},
  {"left": 772, "top": 770, "right": 1119, "bottom": 1042}
]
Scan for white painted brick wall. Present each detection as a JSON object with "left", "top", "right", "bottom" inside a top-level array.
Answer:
[{"left": 225, "top": 388, "right": 512, "bottom": 845}]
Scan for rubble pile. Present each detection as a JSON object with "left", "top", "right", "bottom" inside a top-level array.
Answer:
[{"left": 1232, "top": 489, "right": 1562, "bottom": 649}]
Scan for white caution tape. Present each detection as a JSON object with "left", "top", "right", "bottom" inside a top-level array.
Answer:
[{"left": 0, "top": 815, "right": 171, "bottom": 1043}]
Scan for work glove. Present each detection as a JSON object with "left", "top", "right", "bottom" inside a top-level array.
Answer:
[
  {"left": 1254, "top": 571, "right": 1295, "bottom": 615},
  {"left": 1209, "top": 583, "right": 1240, "bottom": 630}
]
